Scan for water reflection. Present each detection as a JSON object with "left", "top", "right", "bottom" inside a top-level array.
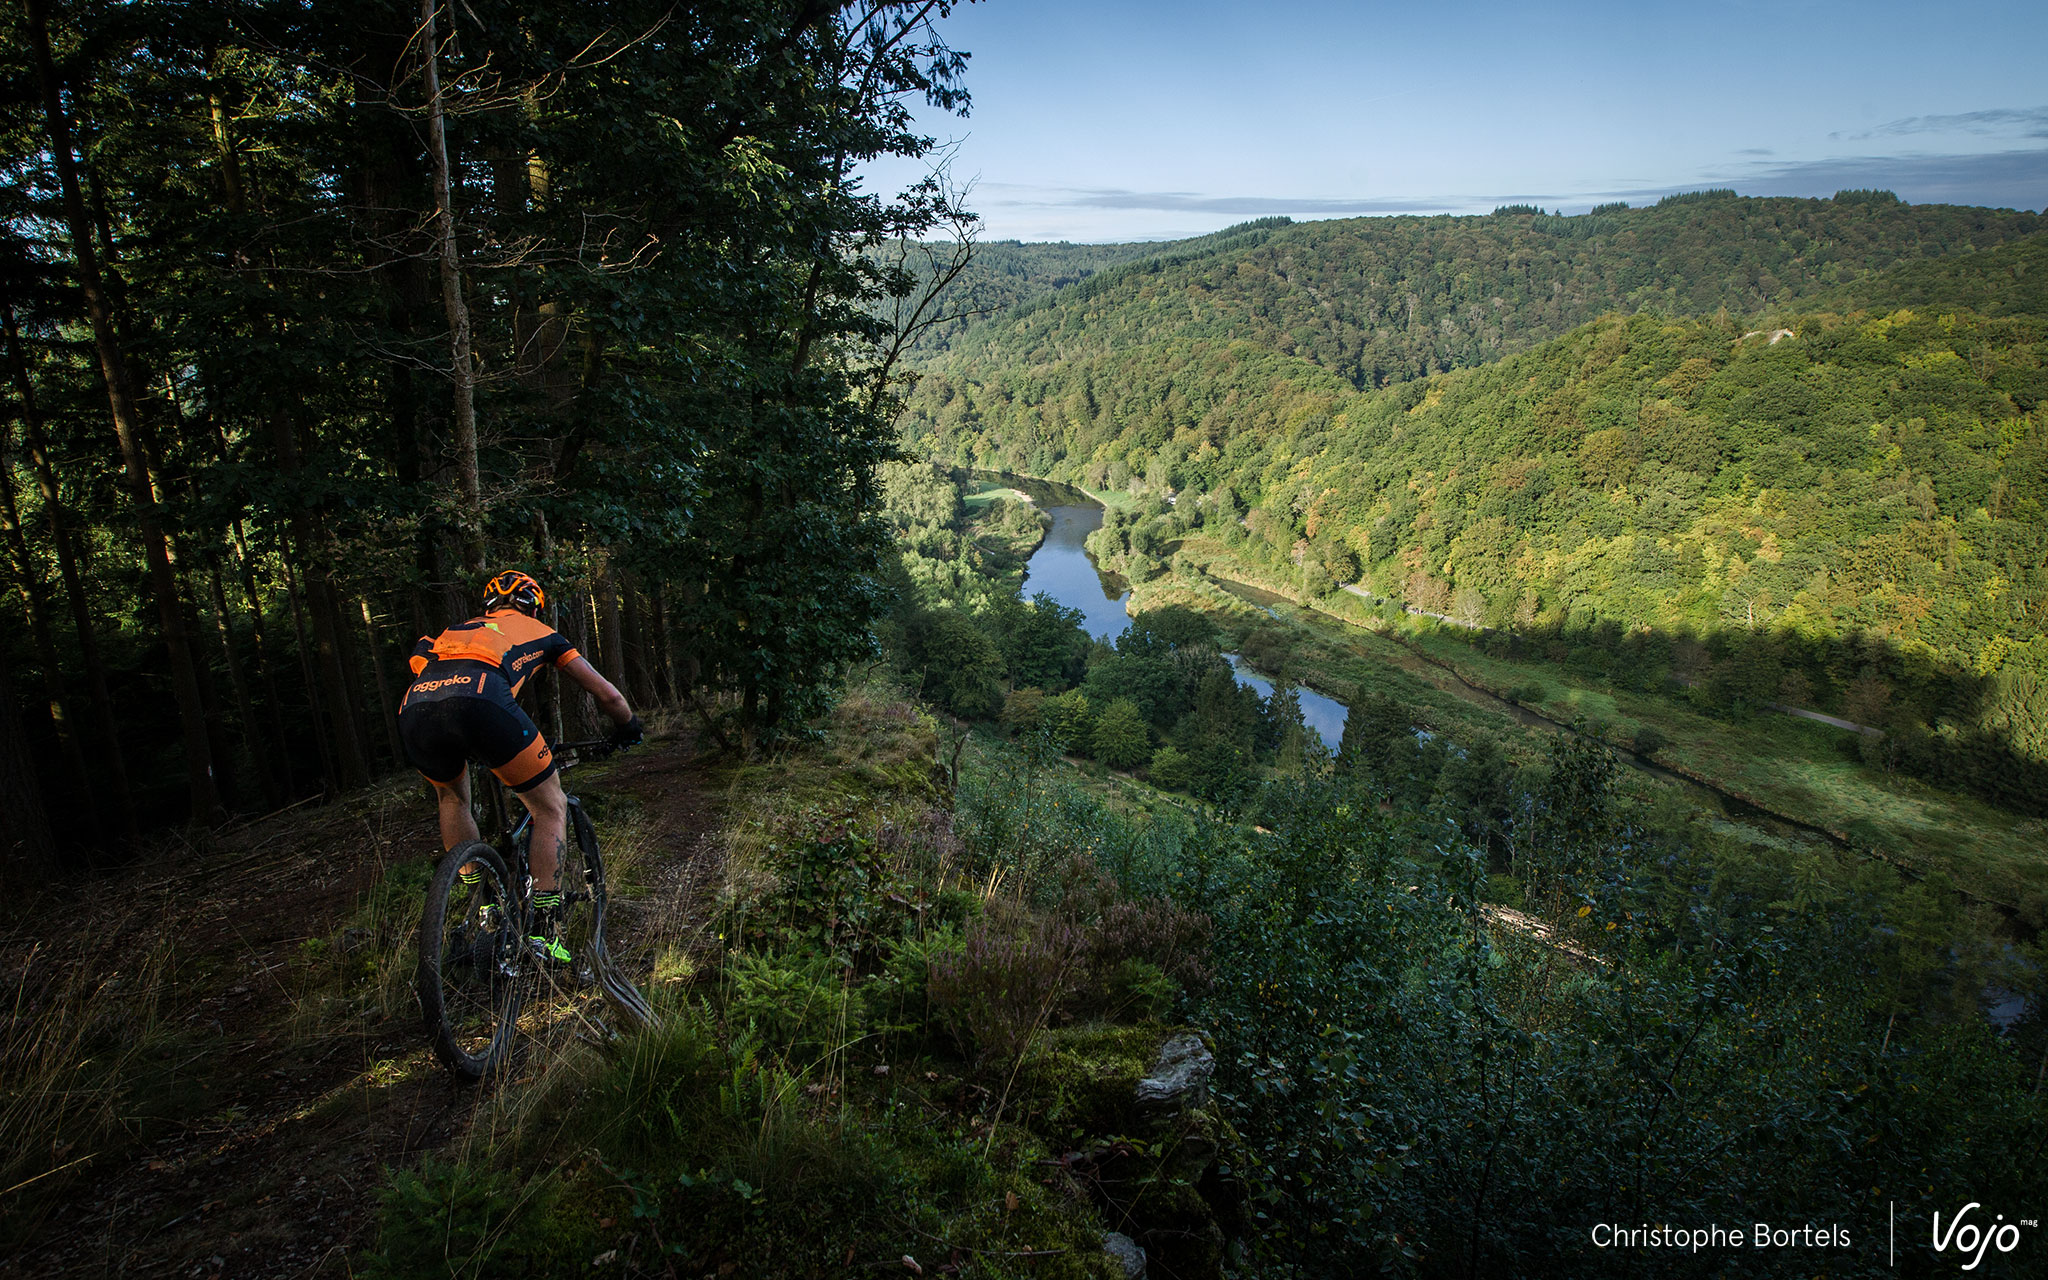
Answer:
[
  {"left": 1021, "top": 503, "right": 1133, "bottom": 643},
  {"left": 1003, "top": 478, "right": 1349, "bottom": 749},
  {"left": 1222, "top": 654, "right": 1345, "bottom": 752}
]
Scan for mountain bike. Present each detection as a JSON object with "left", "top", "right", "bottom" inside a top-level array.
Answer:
[{"left": 416, "top": 739, "right": 657, "bottom": 1080}]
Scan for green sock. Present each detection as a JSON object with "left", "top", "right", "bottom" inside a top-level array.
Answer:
[{"left": 530, "top": 890, "right": 561, "bottom": 935}]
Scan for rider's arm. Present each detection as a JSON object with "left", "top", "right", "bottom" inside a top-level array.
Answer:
[{"left": 560, "top": 655, "right": 634, "bottom": 726}]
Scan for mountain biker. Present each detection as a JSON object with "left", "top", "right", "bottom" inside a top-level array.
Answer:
[{"left": 398, "top": 570, "right": 643, "bottom": 962}]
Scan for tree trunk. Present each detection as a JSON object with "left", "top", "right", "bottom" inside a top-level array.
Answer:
[
  {"left": 3, "top": 300, "right": 137, "bottom": 838},
  {"left": 210, "top": 564, "right": 283, "bottom": 808},
  {"left": 649, "top": 582, "right": 678, "bottom": 704},
  {"left": 278, "top": 551, "right": 340, "bottom": 796},
  {"left": 420, "top": 0, "right": 484, "bottom": 576},
  {"left": 0, "top": 661, "right": 56, "bottom": 887},
  {"left": 0, "top": 448, "right": 97, "bottom": 840},
  {"left": 304, "top": 559, "right": 370, "bottom": 790},
  {"left": 182, "top": 583, "right": 240, "bottom": 810},
  {"left": 618, "top": 570, "right": 657, "bottom": 708},
  {"left": 224, "top": 509, "right": 297, "bottom": 801},
  {"left": 562, "top": 587, "right": 599, "bottom": 739},
  {"left": 597, "top": 563, "right": 627, "bottom": 694},
  {"left": 531, "top": 513, "right": 564, "bottom": 743},
  {"left": 361, "top": 598, "right": 406, "bottom": 766},
  {"left": 27, "top": 0, "right": 220, "bottom": 823}
]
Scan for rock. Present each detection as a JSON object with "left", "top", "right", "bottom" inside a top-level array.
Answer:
[
  {"left": 1103, "top": 1232, "right": 1147, "bottom": 1277},
  {"left": 1135, "top": 1034, "right": 1213, "bottom": 1109}
]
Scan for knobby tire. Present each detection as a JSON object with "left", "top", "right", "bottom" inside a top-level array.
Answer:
[{"left": 417, "top": 841, "right": 523, "bottom": 1080}]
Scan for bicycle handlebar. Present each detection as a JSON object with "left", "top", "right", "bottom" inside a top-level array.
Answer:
[{"left": 555, "top": 738, "right": 621, "bottom": 758}]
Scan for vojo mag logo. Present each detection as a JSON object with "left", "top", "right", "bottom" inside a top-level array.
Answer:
[{"left": 1930, "top": 1203, "right": 2034, "bottom": 1271}]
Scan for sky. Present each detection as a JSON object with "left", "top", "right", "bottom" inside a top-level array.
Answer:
[{"left": 854, "top": 0, "right": 2048, "bottom": 243}]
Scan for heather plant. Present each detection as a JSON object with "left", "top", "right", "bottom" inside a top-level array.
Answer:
[
  {"left": 927, "top": 912, "right": 1087, "bottom": 1062},
  {"left": 955, "top": 739, "right": 1186, "bottom": 901},
  {"left": 1084, "top": 895, "right": 1213, "bottom": 997}
]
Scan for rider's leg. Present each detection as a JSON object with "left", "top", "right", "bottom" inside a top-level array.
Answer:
[
  {"left": 430, "top": 771, "right": 480, "bottom": 851},
  {"left": 515, "top": 772, "right": 569, "bottom": 894}
]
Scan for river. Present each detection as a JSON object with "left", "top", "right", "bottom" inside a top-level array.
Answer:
[
  {"left": 984, "top": 472, "right": 2033, "bottom": 1027},
  {"left": 996, "top": 472, "right": 1842, "bottom": 842},
  {"left": 993, "top": 472, "right": 1348, "bottom": 751}
]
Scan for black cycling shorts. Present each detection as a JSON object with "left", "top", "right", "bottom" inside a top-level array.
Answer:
[{"left": 398, "top": 694, "right": 558, "bottom": 793}]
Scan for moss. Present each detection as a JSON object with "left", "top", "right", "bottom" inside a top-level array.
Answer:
[{"left": 1013, "top": 1023, "right": 1162, "bottom": 1139}]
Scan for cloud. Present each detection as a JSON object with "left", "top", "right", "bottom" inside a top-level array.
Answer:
[
  {"left": 977, "top": 184, "right": 1455, "bottom": 216},
  {"left": 1734, "top": 148, "right": 1775, "bottom": 157},
  {"left": 966, "top": 148, "right": 2047, "bottom": 241},
  {"left": 1727, "top": 148, "right": 2048, "bottom": 209},
  {"left": 1835, "top": 106, "right": 2048, "bottom": 141}
]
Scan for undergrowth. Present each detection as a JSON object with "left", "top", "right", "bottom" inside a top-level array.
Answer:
[
  {"left": 0, "top": 925, "right": 186, "bottom": 1230},
  {"left": 365, "top": 684, "right": 1223, "bottom": 1279}
]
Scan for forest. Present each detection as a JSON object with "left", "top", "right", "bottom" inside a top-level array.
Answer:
[
  {"left": 910, "top": 195, "right": 2042, "bottom": 389},
  {"left": 0, "top": 0, "right": 972, "bottom": 871},
  {"left": 901, "top": 229, "right": 2048, "bottom": 816}
]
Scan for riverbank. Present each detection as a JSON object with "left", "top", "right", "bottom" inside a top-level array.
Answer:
[
  {"left": 1148, "top": 535, "right": 2047, "bottom": 914},
  {"left": 941, "top": 477, "right": 2043, "bottom": 913}
]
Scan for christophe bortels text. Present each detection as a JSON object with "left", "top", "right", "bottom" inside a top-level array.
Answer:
[{"left": 1590, "top": 1223, "right": 1850, "bottom": 1253}]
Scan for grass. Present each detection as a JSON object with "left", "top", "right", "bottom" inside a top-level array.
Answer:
[
  {"left": 0, "top": 925, "right": 183, "bottom": 1215},
  {"left": 361, "top": 684, "right": 1223, "bottom": 1278},
  {"left": 963, "top": 486, "right": 1029, "bottom": 508},
  {"left": 1085, "top": 486, "right": 1140, "bottom": 511},
  {"left": 1136, "top": 538, "right": 2047, "bottom": 909},
  {"left": 1399, "top": 625, "right": 2048, "bottom": 910}
]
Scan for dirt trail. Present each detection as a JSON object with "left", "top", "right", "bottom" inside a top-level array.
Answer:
[{"left": 0, "top": 732, "right": 723, "bottom": 1280}]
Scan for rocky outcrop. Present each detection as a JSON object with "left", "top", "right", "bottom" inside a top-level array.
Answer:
[{"left": 1020, "top": 1026, "right": 1244, "bottom": 1280}]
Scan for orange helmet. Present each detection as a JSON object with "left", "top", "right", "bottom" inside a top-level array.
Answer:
[{"left": 482, "top": 569, "right": 546, "bottom": 615}]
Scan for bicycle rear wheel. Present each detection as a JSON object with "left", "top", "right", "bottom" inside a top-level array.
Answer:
[{"left": 418, "top": 841, "right": 524, "bottom": 1079}]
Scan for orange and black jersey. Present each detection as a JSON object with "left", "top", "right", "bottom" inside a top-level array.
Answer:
[{"left": 403, "top": 609, "right": 581, "bottom": 708}]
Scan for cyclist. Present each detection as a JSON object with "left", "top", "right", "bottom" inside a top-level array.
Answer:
[{"left": 398, "top": 570, "right": 643, "bottom": 962}]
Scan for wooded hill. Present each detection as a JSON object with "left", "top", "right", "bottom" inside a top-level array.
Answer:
[
  {"left": 915, "top": 193, "right": 2042, "bottom": 390},
  {"left": 897, "top": 212, "right": 2048, "bottom": 810}
]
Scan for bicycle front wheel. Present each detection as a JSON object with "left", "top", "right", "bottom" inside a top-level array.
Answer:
[
  {"left": 568, "top": 797, "right": 656, "bottom": 1030},
  {"left": 417, "top": 841, "right": 524, "bottom": 1080}
]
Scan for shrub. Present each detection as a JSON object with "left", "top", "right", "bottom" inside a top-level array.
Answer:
[
  {"left": 1001, "top": 688, "right": 1046, "bottom": 735},
  {"left": 1085, "top": 896, "right": 1213, "bottom": 998},
  {"left": 1148, "top": 744, "right": 1196, "bottom": 792},
  {"left": 366, "top": 1160, "right": 565, "bottom": 1280},
  {"left": 928, "top": 914, "right": 1086, "bottom": 1061}
]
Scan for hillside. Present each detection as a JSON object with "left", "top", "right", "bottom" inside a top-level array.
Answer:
[
  {"left": 901, "top": 234, "right": 2048, "bottom": 810},
  {"left": 12, "top": 678, "right": 2043, "bottom": 1279},
  {"left": 878, "top": 236, "right": 1190, "bottom": 353},
  {"left": 913, "top": 193, "right": 2043, "bottom": 391}
]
